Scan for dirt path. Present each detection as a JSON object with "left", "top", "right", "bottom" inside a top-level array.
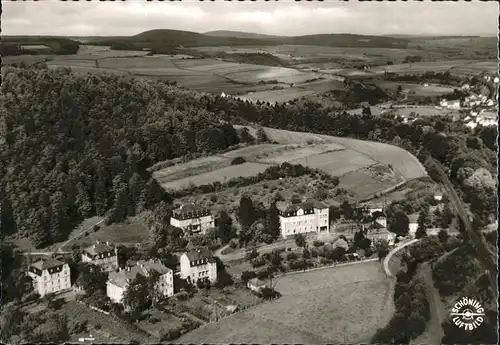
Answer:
[
  {"left": 383, "top": 239, "right": 420, "bottom": 277},
  {"left": 412, "top": 261, "right": 447, "bottom": 345}
]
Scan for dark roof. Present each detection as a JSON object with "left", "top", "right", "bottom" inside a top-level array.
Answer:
[
  {"left": 248, "top": 278, "right": 266, "bottom": 287},
  {"left": 107, "top": 259, "right": 172, "bottom": 288},
  {"left": 32, "top": 258, "right": 65, "bottom": 271},
  {"left": 172, "top": 203, "right": 211, "bottom": 217},
  {"left": 184, "top": 248, "right": 215, "bottom": 262},
  {"left": 277, "top": 199, "right": 329, "bottom": 213},
  {"left": 84, "top": 242, "right": 116, "bottom": 256}
]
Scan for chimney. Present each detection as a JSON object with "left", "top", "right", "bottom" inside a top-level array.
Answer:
[
  {"left": 93, "top": 244, "right": 96, "bottom": 249},
  {"left": 106, "top": 241, "right": 109, "bottom": 246}
]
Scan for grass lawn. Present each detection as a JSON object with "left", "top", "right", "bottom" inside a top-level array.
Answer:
[
  {"left": 176, "top": 261, "right": 393, "bottom": 343},
  {"left": 70, "top": 216, "right": 150, "bottom": 248}
]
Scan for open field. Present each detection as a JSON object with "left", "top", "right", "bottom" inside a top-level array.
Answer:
[
  {"left": 256, "top": 143, "right": 344, "bottom": 164},
  {"left": 160, "top": 162, "right": 272, "bottom": 190},
  {"left": 295, "top": 149, "right": 377, "bottom": 177},
  {"left": 241, "top": 126, "right": 426, "bottom": 181},
  {"left": 161, "top": 126, "right": 424, "bottom": 202},
  {"left": 176, "top": 261, "right": 393, "bottom": 343},
  {"left": 372, "top": 81, "right": 455, "bottom": 96},
  {"left": 68, "top": 217, "right": 151, "bottom": 248},
  {"left": 369, "top": 59, "right": 497, "bottom": 76},
  {"left": 238, "top": 88, "right": 318, "bottom": 104}
]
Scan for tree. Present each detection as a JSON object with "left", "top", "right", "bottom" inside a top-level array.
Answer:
[
  {"left": 294, "top": 233, "right": 306, "bottom": 248},
  {"left": 259, "top": 286, "right": 281, "bottom": 300},
  {"left": 362, "top": 106, "right": 372, "bottom": 116},
  {"left": 389, "top": 210, "right": 410, "bottom": 236},
  {"left": 122, "top": 273, "right": 151, "bottom": 312},
  {"left": 302, "top": 248, "right": 310, "bottom": 259},
  {"left": 255, "top": 127, "right": 268, "bottom": 143},
  {"left": 291, "top": 194, "right": 302, "bottom": 204},
  {"left": 340, "top": 200, "right": 354, "bottom": 219},
  {"left": 237, "top": 195, "right": 255, "bottom": 229},
  {"left": 376, "top": 240, "right": 390, "bottom": 261},
  {"left": 216, "top": 210, "right": 236, "bottom": 244},
  {"left": 415, "top": 208, "right": 429, "bottom": 239},
  {"left": 240, "top": 270, "right": 257, "bottom": 283},
  {"left": 266, "top": 202, "right": 281, "bottom": 241},
  {"left": 75, "top": 263, "right": 108, "bottom": 296},
  {"left": 438, "top": 229, "right": 450, "bottom": 245}
]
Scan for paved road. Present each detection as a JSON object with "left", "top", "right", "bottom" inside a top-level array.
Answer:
[
  {"left": 383, "top": 239, "right": 420, "bottom": 277},
  {"left": 21, "top": 218, "right": 104, "bottom": 256}
]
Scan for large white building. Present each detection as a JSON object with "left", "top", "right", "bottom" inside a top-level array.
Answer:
[
  {"left": 179, "top": 249, "right": 218, "bottom": 284},
  {"left": 106, "top": 259, "right": 174, "bottom": 304},
  {"left": 170, "top": 203, "right": 215, "bottom": 235},
  {"left": 276, "top": 200, "right": 330, "bottom": 238},
  {"left": 81, "top": 241, "right": 118, "bottom": 272},
  {"left": 27, "top": 258, "right": 71, "bottom": 297}
]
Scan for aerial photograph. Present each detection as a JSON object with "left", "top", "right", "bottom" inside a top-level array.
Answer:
[{"left": 0, "top": 1, "right": 498, "bottom": 344}]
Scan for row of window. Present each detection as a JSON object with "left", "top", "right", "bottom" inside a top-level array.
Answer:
[{"left": 198, "top": 270, "right": 209, "bottom": 277}]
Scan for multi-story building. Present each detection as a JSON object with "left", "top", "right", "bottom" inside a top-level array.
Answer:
[
  {"left": 179, "top": 249, "right": 217, "bottom": 284},
  {"left": 27, "top": 258, "right": 71, "bottom": 297},
  {"left": 276, "top": 200, "right": 330, "bottom": 238},
  {"left": 81, "top": 241, "right": 119, "bottom": 272},
  {"left": 170, "top": 203, "right": 215, "bottom": 235},
  {"left": 106, "top": 259, "right": 173, "bottom": 304}
]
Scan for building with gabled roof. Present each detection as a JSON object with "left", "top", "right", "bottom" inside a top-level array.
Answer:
[
  {"left": 276, "top": 199, "right": 330, "bottom": 238},
  {"left": 179, "top": 248, "right": 217, "bottom": 284},
  {"left": 247, "top": 278, "right": 268, "bottom": 292},
  {"left": 106, "top": 259, "right": 173, "bottom": 304},
  {"left": 170, "top": 203, "right": 215, "bottom": 235},
  {"left": 27, "top": 257, "right": 71, "bottom": 297},
  {"left": 81, "top": 241, "right": 118, "bottom": 272}
]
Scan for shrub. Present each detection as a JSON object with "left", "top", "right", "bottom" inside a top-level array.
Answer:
[
  {"left": 311, "top": 248, "right": 318, "bottom": 258},
  {"left": 210, "top": 195, "right": 218, "bottom": 202},
  {"left": 313, "top": 240, "right": 324, "bottom": 247},
  {"left": 231, "top": 157, "right": 246, "bottom": 165},
  {"left": 251, "top": 256, "right": 266, "bottom": 268},
  {"left": 320, "top": 258, "right": 333, "bottom": 265},
  {"left": 161, "top": 329, "right": 182, "bottom": 341},
  {"left": 92, "top": 225, "right": 100, "bottom": 232},
  {"left": 286, "top": 252, "right": 298, "bottom": 261}
]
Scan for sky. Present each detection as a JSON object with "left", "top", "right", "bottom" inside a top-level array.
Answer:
[{"left": 1, "top": 0, "right": 498, "bottom": 37}]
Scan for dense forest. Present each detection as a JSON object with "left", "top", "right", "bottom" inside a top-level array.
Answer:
[
  {"left": 0, "top": 66, "right": 496, "bottom": 250},
  {"left": 0, "top": 38, "right": 80, "bottom": 56}
]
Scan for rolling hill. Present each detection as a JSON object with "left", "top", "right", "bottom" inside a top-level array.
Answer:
[
  {"left": 203, "top": 30, "right": 281, "bottom": 39},
  {"left": 85, "top": 29, "right": 410, "bottom": 52}
]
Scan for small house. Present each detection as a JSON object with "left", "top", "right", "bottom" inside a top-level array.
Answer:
[{"left": 247, "top": 278, "right": 267, "bottom": 292}]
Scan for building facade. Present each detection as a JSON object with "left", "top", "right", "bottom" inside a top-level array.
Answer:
[
  {"left": 179, "top": 249, "right": 218, "bottom": 284},
  {"left": 170, "top": 204, "right": 215, "bottom": 235},
  {"left": 277, "top": 200, "right": 330, "bottom": 238},
  {"left": 28, "top": 258, "right": 71, "bottom": 297},
  {"left": 106, "top": 259, "right": 174, "bottom": 304},
  {"left": 81, "top": 241, "right": 119, "bottom": 272}
]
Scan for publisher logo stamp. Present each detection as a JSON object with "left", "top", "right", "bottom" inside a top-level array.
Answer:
[{"left": 450, "top": 297, "right": 485, "bottom": 330}]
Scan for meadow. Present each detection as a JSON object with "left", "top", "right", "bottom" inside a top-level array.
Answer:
[
  {"left": 176, "top": 261, "right": 393, "bottom": 343},
  {"left": 159, "top": 162, "right": 272, "bottom": 190},
  {"left": 157, "top": 126, "right": 424, "bottom": 202},
  {"left": 373, "top": 81, "right": 455, "bottom": 96},
  {"left": 369, "top": 59, "right": 497, "bottom": 76}
]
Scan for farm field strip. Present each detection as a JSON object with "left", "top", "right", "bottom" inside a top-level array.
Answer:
[
  {"left": 295, "top": 149, "right": 377, "bottom": 177},
  {"left": 238, "top": 88, "right": 318, "bottom": 104},
  {"left": 152, "top": 156, "right": 230, "bottom": 181},
  {"left": 160, "top": 162, "right": 272, "bottom": 190},
  {"left": 317, "top": 134, "right": 427, "bottom": 180},
  {"left": 176, "top": 262, "right": 392, "bottom": 344},
  {"left": 219, "top": 143, "right": 290, "bottom": 159},
  {"left": 256, "top": 143, "right": 345, "bottom": 164}
]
